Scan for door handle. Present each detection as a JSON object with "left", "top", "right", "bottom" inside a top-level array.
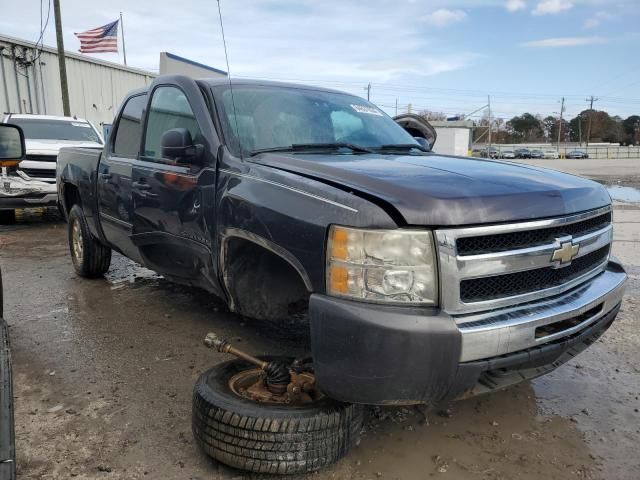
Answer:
[{"left": 132, "top": 181, "right": 152, "bottom": 191}]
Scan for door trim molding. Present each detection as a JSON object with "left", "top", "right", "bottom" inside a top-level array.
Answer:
[{"left": 99, "top": 212, "right": 132, "bottom": 229}]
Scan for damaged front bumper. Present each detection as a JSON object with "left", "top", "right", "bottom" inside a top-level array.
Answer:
[
  {"left": 0, "top": 172, "right": 58, "bottom": 209},
  {"left": 309, "top": 259, "right": 626, "bottom": 406}
]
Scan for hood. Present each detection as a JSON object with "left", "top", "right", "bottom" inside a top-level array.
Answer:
[
  {"left": 251, "top": 153, "right": 610, "bottom": 226},
  {"left": 25, "top": 139, "right": 103, "bottom": 155}
]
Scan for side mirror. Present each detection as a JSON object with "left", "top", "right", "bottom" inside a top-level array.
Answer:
[
  {"left": 413, "top": 136, "right": 431, "bottom": 151},
  {"left": 0, "top": 123, "right": 26, "bottom": 167},
  {"left": 160, "top": 128, "right": 203, "bottom": 164}
]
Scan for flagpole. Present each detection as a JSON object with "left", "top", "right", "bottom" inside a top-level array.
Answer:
[{"left": 120, "top": 12, "right": 127, "bottom": 66}]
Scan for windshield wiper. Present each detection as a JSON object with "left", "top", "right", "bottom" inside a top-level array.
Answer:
[
  {"left": 249, "top": 142, "right": 374, "bottom": 156},
  {"left": 375, "top": 143, "right": 429, "bottom": 153}
]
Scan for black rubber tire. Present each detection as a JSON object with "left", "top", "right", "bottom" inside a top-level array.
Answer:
[
  {"left": 192, "top": 356, "right": 363, "bottom": 475},
  {"left": 68, "top": 205, "right": 111, "bottom": 278},
  {"left": 0, "top": 210, "right": 16, "bottom": 225}
]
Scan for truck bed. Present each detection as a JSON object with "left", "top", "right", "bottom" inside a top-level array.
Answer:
[{"left": 56, "top": 146, "right": 103, "bottom": 233}]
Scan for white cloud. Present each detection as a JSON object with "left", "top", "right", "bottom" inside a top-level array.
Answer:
[
  {"left": 584, "top": 11, "right": 613, "bottom": 29},
  {"left": 521, "top": 36, "right": 607, "bottom": 47},
  {"left": 505, "top": 0, "right": 526, "bottom": 12},
  {"left": 532, "top": 0, "right": 573, "bottom": 15},
  {"left": 421, "top": 9, "right": 468, "bottom": 27}
]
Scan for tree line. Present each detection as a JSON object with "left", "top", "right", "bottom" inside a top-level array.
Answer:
[
  {"left": 419, "top": 109, "right": 640, "bottom": 145},
  {"left": 474, "top": 110, "right": 640, "bottom": 145}
]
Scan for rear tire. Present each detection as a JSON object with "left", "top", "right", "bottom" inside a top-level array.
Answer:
[
  {"left": 0, "top": 210, "right": 16, "bottom": 225},
  {"left": 192, "top": 356, "right": 363, "bottom": 475},
  {"left": 68, "top": 205, "right": 111, "bottom": 278}
]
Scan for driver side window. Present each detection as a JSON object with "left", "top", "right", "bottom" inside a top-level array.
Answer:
[{"left": 142, "top": 86, "right": 201, "bottom": 162}]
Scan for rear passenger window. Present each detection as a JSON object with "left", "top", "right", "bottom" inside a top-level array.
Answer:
[{"left": 113, "top": 94, "right": 147, "bottom": 158}]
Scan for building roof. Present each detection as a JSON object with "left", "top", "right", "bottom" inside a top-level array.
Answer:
[
  {"left": 162, "top": 52, "right": 227, "bottom": 76},
  {"left": 430, "top": 120, "right": 474, "bottom": 129},
  {"left": 0, "top": 33, "right": 156, "bottom": 77}
]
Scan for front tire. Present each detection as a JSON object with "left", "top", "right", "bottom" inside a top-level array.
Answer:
[
  {"left": 192, "top": 356, "right": 363, "bottom": 475},
  {"left": 68, "top": 205, "right": 111, "bottom": 278}
]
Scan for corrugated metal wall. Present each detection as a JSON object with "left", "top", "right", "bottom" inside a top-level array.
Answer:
[{"left": 0, "top": 34, "right": 155, "bottom": 127}]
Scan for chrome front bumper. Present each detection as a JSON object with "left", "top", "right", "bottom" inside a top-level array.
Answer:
[
  {"left": 1, "top": 171, "right": 56, "bottom": 197},
  {"left": 456, "top": 259, "right": 626, "bottom": 362}
]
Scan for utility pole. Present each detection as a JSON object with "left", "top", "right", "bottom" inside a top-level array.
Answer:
[
  {"left": 53, "top": 0, "right": 70, "bottom": 116},
  {"left": 365, "top": 83, "right": 371, "bottom": 101},
  {"left": 487, "top": 95, "right": 491, "bottom": 153},
  {"left": 585, "top": 95, "right": 598, "bottom": 147},
  {"left": 407, "top": 103, "right": 412, "bottom": 114},
  {"left": 578, "top": 115, "right": 582, "bottom": 146},
  {"left": 395, "top": 97, "right": 398, "bottom": 116},
  {"left": 557, "top": 97, "right": 565, "bottom": 150}
]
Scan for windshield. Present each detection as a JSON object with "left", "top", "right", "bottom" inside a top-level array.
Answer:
[
  {"left": 215, "top": 85, "right": 418, "bottom": 156},
  {"left": 10, "top": 118, "right": 102, "bottom": 143}
]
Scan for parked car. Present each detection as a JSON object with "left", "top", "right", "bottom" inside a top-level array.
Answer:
[
  {"left": 566, "top": 149, "right": 589, "bottom": 159},
  {"left": 543, "top": 149, "right": 560, "bottom": 159},
  {"left": 57, "top": 76, "right": 626, "bottom": 475},
  {"left": 0, "top": 114, "right": 103, "bottom": 223},
  {"left": 514, "top": 148, "right": 531, "bottom": 158},
  {"left": 476, "top": 147, "right": 499, "bottom": 159},
  {"left": 529, "top": 149, "right": 544, "bottom": 159},
  {"left": 500, "top": 150, "right": 516, "bottom": 159}
]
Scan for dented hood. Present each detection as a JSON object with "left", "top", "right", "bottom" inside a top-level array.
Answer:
[{"left": 251, "top": 153, "right": 611, "bottom": 226}]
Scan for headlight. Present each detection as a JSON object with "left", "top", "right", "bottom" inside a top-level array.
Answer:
[{"left": 326, "top": 225, "right": 438, "bottom": 305}]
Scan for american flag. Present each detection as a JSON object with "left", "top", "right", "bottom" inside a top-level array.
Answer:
[{"left": 75, "top": 20, "right": 119, "bottom": 53}]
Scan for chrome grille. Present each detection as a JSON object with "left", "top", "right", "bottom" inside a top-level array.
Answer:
[
  {"left": 25, "top": 154, "right": 58, "bottom": 162},
  {"left": 460, "top": 245, "right": 610, "bottom": 302},
  {"left": 19, "top": 168, "right": 56, "bottom": 179},
  {"left": 457, "top": 212, "right": 612, "bottom": 255},
  {"left": 435, "top": 206, "right": 613, "bottom": 314}
]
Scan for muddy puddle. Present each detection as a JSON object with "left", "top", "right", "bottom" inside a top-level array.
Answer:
[{"left": 607, "top": 185, "right": 640, "bottom": 203}]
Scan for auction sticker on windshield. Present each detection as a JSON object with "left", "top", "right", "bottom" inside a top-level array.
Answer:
[{"left": 351, "top": 104, "right": 383, "bottom": 116}]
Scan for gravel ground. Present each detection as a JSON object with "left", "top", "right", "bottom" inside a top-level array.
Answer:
[{"left": 1, "top": 160, "right": 639, "bottom": 479}]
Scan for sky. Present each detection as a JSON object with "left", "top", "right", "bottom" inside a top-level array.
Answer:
[{"left": 1, "top": 0, "right": 639, "bottom": 121}]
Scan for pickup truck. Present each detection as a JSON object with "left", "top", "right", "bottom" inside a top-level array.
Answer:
[
  {"left": 0, "top": 114, "right": 103, "bottom": 223},
  {"left": 56, "top": 75, "right": 626, "bottom": 474}
]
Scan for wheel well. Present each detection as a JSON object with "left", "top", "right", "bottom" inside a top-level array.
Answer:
[
  {"left": 62, "top": 184, "right": 81, "bottom": 215},
  {"left": 224, "top": 237, "right": 310, "bottom": 322}
]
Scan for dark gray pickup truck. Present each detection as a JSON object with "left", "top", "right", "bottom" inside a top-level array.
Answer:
[{"left": 56, "top": 75, "right": 626, "bottom": 474}]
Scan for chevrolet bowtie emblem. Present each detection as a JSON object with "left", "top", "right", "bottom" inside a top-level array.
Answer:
[{"left": 551, "top": 240, "right": 580, "bottom": 265}]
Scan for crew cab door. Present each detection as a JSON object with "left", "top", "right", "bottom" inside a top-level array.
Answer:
[
  {"left": 131, "top": 79, "right": 222, "bottom": 295},
  {"left": 97, "top": 93, "right": 147, "bottom": 262}
]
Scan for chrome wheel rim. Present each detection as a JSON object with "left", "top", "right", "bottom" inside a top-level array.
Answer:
[{"left": 71, "top": 219, "right": 83, "bottom": 263}]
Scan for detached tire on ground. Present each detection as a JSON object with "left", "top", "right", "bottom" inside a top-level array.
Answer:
[
  {"left": 192, "top": 356, "right": 363, "bottom": 475},
  {"left": 68, "top": 205, "right": 111, "bottom": 278}
]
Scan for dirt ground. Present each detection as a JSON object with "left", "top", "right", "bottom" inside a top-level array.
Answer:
[{"left": 1, "top": 159, "right": 639, "bottom": 479}]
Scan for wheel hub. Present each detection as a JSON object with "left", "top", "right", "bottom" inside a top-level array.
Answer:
[
  {"left": 229, "top": 368, "right": 320, "bottom": 405},
  {"left": 71, "top": 219, "right": 83, "bottom": 262}
]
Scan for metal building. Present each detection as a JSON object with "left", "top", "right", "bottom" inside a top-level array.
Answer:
[
  {"left": 159, "top": 51, "right": 226, "bottom": 79},
  {"left": 0, "top": 33, "right": 155, "bottom": 127}
]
